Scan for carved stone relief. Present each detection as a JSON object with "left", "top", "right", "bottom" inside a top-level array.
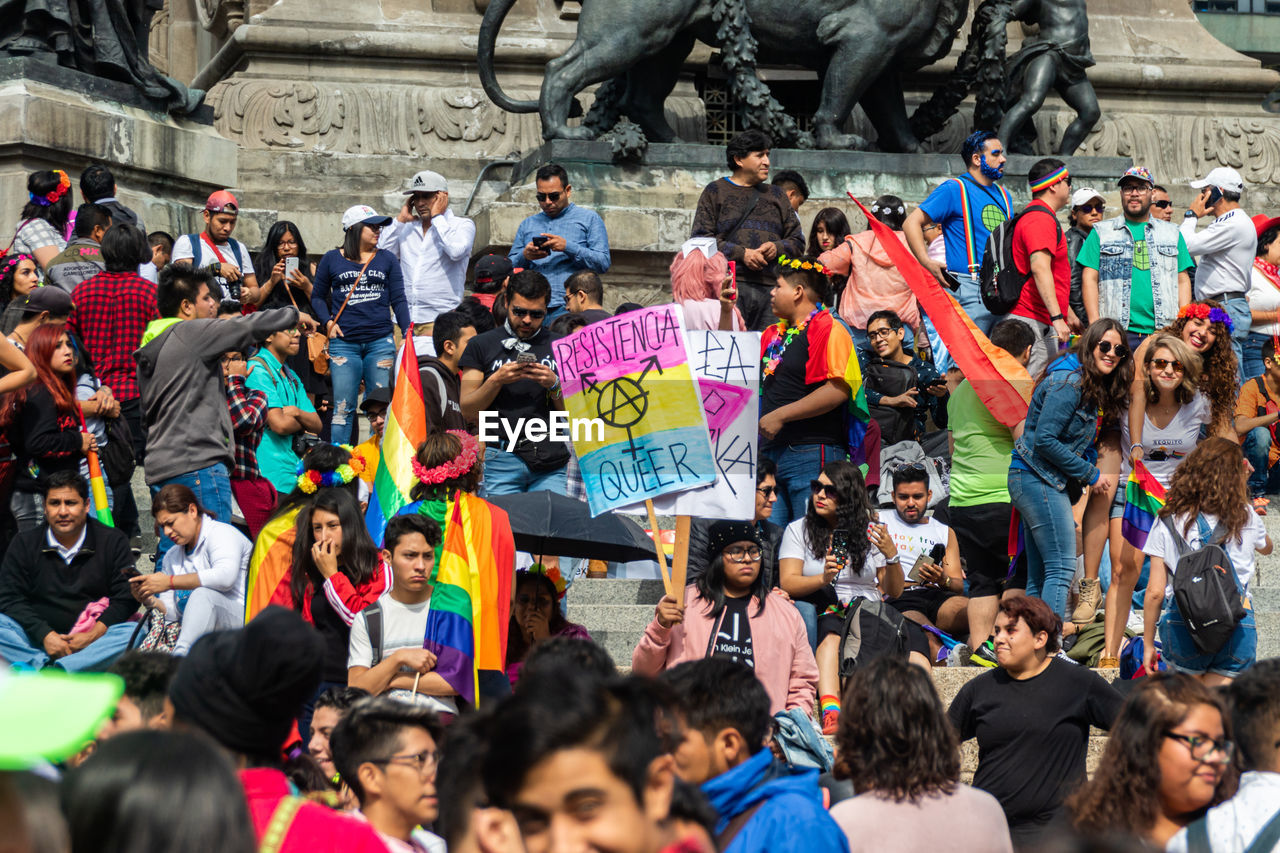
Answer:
[{"left": 197, "top": 0, "right": 246, "bottom": 38}]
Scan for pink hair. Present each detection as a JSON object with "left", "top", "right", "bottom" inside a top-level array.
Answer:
[{"left": 669, "top": 250, "right": 745, "bottom": 328}]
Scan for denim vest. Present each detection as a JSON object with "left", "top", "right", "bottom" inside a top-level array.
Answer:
[
  {"left": 1013, "top": 370, "right": 1100, "bottom": 490},
  {"left": 1096, "top": 217, "right": 1182, "bottom": 331}
]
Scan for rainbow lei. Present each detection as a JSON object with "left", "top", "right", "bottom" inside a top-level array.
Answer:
[
  {"left": 762, "top": 304, "right": 824, "bottom": 376},
  {"left": 521, "top": 563, "right": 568, "bottom": 600},
  {"left": 776, "top": 254, "right": 831, "bottom": 276},
  {"left": 1178, "top": 302, "right": 1233, "bottom": 333},
  {"left": 296, "top": 444, "right": 368, "bottom": 494},
  {"left": 411, "top": 430, "right": 480, "bottom": 485},
  {"left": 29, "top": 170, "right": 70, "bottom": 208}
]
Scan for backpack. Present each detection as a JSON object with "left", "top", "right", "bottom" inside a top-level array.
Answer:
[
  {"left": 979, "top": 205, "right": 1062, "bottom": 315},
  {"left": 1162, "top": 514, "right": 1248, "bottom": 656},
  {"left": 1187, "top": 806, "right": 1280, "bottom": 853},
  {"left": 863, "top": 357, "right": 917, "bottom": 446},
  {"left": 1119, "top": 635, "right": 1165, "bottom": 680},
  {"left": 837, "top": 598, "right": 910, "bottom": 679}
]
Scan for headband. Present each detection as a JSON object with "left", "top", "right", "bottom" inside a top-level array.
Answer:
[
  {"left": 0, "top": 253, "right": 33, "bottom": 276},
  {"left": 29, "top": 170, "right": 71, "bottom": 207},
  {"left": 520, "top": 563, "right": 568, "bottom": 600},
  {"left": 1029, "top": 165, "right": 1070, "bottom": 193},
  {"left": 776, "top": 255, "right": 831, "bottom": 276},
  {"left": 412, "top": 430, "right": 481, "bottom": 485},
  {"left": 296, "top": 445, "right": 368, "bottom": 494},
  {"left": 871, "top": 202, "right": 906, "bottom": 216},
  {"left": 1178, "top": 302, "right": 1234, "bottom": 333}
]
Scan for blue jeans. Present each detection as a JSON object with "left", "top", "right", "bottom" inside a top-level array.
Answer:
[
  {"left": 1160, "top": 607, "right": 1255, "bottom": 677},
  {"left": 329, "top": 335, "right": 396, "bottom": 445},
  {"left": 151, "top": 463, "right": 232, "bottom": 562},
  {"left": 1223, "top": 296, "right": 1252, "bottom": 384},
  {"left": 0, "top": 613, "right": 134, "bottom": 671},
  {"left": 931, "top": 273, "right": 1003, "bottom": 372},
  {"left": 761, "top": 443, "right": 847, "bottom": 530},
  {"left": 1243, "top": 332, "right": 1270, "bottom": 382},
  {"left": 481, "top": 447, "right": 569, "bottom": 497},
  {"left": 794, "top": 600, "right": 818, "bottom": 651},
  {"left": 1244, "top": 426, "right": 1280, "bottom": 497},
  {"left": 1008, "top": 468, "right": 1076, "bottom": 619}
]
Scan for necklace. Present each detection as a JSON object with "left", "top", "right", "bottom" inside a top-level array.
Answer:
[{"left": 762, "top": 305, "right": 824, "bottom": 376}]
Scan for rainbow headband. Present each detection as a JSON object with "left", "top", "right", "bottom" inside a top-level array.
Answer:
[
  {"left": 296, "top": 445, "right": 368, "bottom": 494},
  {"left": 1178, "top": 302, "right": 1233, "bottom": 333},
  {"left": 1029, "top": 165, "right": 1070, "bottom": 193}
]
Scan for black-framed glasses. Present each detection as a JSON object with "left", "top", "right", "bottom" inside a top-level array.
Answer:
[
  {"left": 809, "top": 480, "right": 836, "bottom": 497},
  {"left": 511, "top": 306, "right": 546, "bottom": 320},
  {"left": 724, "top": 545, "right": 763, "bottom": 562},
  {"left": 1096, "top": 340, "right": 1130, "bottom": 360},
  {"left": 1153, "top": 200, "right": 1173, "bottom": 209},
  {"left": 756, "top": 485, "right": 776, "bottom": 498},
  {"left": 536, "top": 192, "right": 562, "bottom": 203},
  {"left": 1120, "top": 184, "right": 1152, "bottom": 195},
  {"left": 373, "top": 749, "right": 441, "bottom": 776},
  {"left": 1150, "top": 357, "right": 1184, "bottom": 374},
  {"left": 1076, "top": 204, "right": 1104, "bottom": 214},
  {"left": 1165, "top": 732, "right": 1233, "bottom": 764},
  {"left": 867, "top": 327, "right": 898, "bottom": 340}
]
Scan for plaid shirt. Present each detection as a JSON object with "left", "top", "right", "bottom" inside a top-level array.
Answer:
[
  {"left": 69, "top": 271, "right": 158, "bottom": 401},
  {"left": 226, "top": 375, "right": 268, "bottom": 480}
]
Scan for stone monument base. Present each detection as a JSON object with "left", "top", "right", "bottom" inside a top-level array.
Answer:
[{"left": 0, "top": 61, "right": 237, "bottom": 241}]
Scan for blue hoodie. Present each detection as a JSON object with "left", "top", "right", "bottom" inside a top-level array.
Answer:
[{"left": 701, "top": 749, "right": 849, "bottom": 853}]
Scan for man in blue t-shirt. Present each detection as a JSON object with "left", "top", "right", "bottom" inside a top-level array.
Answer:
[{"left": 904, "top": 131, "right": 1013, "bottom": 368}]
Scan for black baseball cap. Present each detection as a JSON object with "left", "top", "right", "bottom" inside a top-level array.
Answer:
[
  {"left": 22, "top": 286, "right": 73, "bottom": 317},
  {"left": 474, "top": 254, "right": 513, "bottom": 286},
  {"left": 361, "top": 386, "right": 391, "bottom": 413}
]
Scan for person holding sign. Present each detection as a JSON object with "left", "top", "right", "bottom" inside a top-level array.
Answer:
[{"left": 759, "top": 255, "right": 860, "bottom": 530}]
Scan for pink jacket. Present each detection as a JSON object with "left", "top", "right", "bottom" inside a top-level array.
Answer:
[
  {"left": 631, "top": 585, "right": 817, "bottom": 716},
  {"left": 820, "top": 231, "right": 920, "bottom": 331}
]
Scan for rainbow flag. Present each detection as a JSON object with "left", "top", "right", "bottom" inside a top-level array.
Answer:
[
  {"left": 424, "top": 492, "right": 514, "bottom": 705},
  {"left": 1121, "top": 461, "right": 1167, "bottom": 549},
  {"left": 244, "top": 508, "right": 300, "bottom": 622},
  {"left": 850, "top": 196, "right": 1032, "bottom": 428},
  {"left": 762, "top": 309, "right": 867, "bottom": 451},
  {"left": 365, "top": 335, "right": 428, "bottom": 546}
]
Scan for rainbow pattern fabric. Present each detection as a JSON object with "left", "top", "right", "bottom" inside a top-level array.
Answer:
[
  {"left": 365, "top": 335, "right": 428, "bottom": 547},
  {"left": 760, "top": 309, "right": 867, "bottom": 450},
  {"left": 1121, "top": 461, "right": 1167, "bottom": 550},
  {"left": 243, "top": 508, "right": 300, "bottom": 622}
]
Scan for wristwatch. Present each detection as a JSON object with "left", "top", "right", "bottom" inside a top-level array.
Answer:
[
  {"left": 1184, "top": 209, "right": 1197, "bottom": 218},
  {"left": 1050, "top": 313, "right": 1064, "bottom": 322}
]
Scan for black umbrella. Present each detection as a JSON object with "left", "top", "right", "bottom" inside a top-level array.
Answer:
[{"left": 486, "top": 491, "right": 660, "bottom": 564}]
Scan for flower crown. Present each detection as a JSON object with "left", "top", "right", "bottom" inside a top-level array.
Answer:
[
  {"left": 776, "top": 255, "right": 831, "bottom": 276},
  {"left": 411, "top": 430, "right": 480, "bottom": 486},
  {"left": 521, "top": 563, "right": 567, "bottom": 600},
  {"left": 296, "top": 445, "right": 368, "bottom": 494},
  {"left": 29, "top": 170, "right": 70, "bottom": 208},
  {"left": 0, "top": 253, "right": 33, "bottom": 276},
  {"left": 1178, "top": 303, "right": 1233, "bottom": 333}
]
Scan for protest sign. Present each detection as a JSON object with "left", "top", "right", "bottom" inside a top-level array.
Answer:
[{"left": 553, "top": 305, "right": 716, "bottom": 516}]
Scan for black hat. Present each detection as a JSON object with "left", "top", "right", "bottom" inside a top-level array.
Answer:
[
  {"left": 21, "top": 286, "right": 73, "bottom": 317},
  {"left": 705, "top": 520, "right": 760, "bottom": 563},
  {"left": 474, "top": 254, "right": 513, "bottom": 286},
  {"left": 360, "top": 386, "right": 391, "bottom": 412}
]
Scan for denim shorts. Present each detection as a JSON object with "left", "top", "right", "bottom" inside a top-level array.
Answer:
[{"left": 1159, "top": 605, "right": 1256, "bottom": 677}]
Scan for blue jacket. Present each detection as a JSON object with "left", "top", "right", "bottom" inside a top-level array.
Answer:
[
  {"left": 1012, "top": 355, "right": 1100, "bottom": 489},
  {"left": 701, "top": 749, "right": 849, "bottom": 853}
]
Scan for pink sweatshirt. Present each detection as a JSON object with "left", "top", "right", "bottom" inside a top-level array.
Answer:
[
  {"left": 819, "top": 230, "right": 920, "bottom": 331},
  {"left": 631, "top": 585, "right": 817, "bottom": 716}
]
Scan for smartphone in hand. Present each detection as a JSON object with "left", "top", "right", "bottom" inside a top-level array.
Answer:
[
  {"left": 830, "top": 528, "right": 851, "bottom": 566},
  {"left": 284, "top": 256, "right": 300, "bottom": 277}
]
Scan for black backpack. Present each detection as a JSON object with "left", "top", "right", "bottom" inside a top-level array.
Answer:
[
  {"left": 837, "top": 598, "right": 910, "bottom": 679},
  {"left": 1162, "top": 515, "right": 1247, "bottom": 656},
  {"left": 979, "top": 205, "right": 1062, "bottom": 315},
  {"left": 864, "top": 357, "right": 917, "bottom": 446}
]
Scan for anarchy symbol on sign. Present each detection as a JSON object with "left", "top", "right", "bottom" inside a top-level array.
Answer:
[{"left": 579, "top": 356, "right": 663, "bottom": 458}]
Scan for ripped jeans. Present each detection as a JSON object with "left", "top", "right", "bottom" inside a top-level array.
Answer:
[{"left": 328, "top": 335, "right": 396, "bottom": 445}]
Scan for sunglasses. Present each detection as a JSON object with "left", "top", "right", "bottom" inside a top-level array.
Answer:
[
  {"left": 511, "top": 306, "right": 546, "bottom": 320},
  {"left": 1096, "top": 340, "right": 1130, "bottom": 360},
  {"left": 1153, "top": 200, "right": 1172, "bottom": 209},
  {"left": 809, "top": 480, "right": 837, "bottom": 497},
  {"left": 892, "top": 461, "right": 927, "bottom": 474},
  {"left": 1076, "top": 204, "right": 1104, "bottom": 214},
  {"left": 536, "top": 192, "right": 562, "bottom": 203},
  {"left": 756, "top": 485, "right": 776, "bottom": 498},
  {"left": 1150, "top": 357, "right": 1184, "bottom": 374}
]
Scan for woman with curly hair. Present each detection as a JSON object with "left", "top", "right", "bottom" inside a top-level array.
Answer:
[
  {"left": 7, "top": 170, "right": 72, "bottom": 270},
  {"left": 1068, "top": 673, "right": 1238, "bottom": 847},
  {"left": 0, "top": 253, "right": 40, "bottom": 335},
  {"left": 1010, "top": 318, "right": 1132, "bottom": 620},
  {"left": 1142, "top": 438, "right": 1271, "bottom": 685},
  {"left": 830, "top": 656, "right": 1012, "bottom": 853}
]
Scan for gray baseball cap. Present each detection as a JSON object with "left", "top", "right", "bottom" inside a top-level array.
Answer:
[{"left": 404, "top": 170, "right": 448, "bottom": 195}]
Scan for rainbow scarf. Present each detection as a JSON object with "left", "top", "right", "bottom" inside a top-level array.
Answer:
[
  {"left": 365, "top": 336, "right": 428, "bottom": 546},
  {"left": 1121, "top": 461, "right": 1167, "bottom": 550},
  {"left": 421, "top": 492, "right": 514, "bottom": 706},
  {"left": 244, "top": 508, "right": 300, "bottom": 621}
]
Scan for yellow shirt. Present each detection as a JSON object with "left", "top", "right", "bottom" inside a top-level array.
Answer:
[{"left": 356, "top": 438, "right": 380, "bottom": 484}]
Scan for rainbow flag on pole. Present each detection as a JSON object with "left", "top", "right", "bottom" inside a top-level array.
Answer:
[
  {"left": 365, "top": 336, "right": 428, "bottom": 546},
  {"left": 1121, "top": 461, "right": 1167, "bottom": 549},
  {"left": 423, "top": 492, "right": 514, "bottom": 705}
]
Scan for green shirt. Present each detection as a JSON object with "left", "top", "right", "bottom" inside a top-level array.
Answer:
[
  {"left": 246, "top": 349, "right": 316, "bottom": 494},
  {"left": 1077, "top": 222, "right": 1194, "bottom": 334},
  {"left": 947, "top": 379, "right": 1014, "bottom": 506}
]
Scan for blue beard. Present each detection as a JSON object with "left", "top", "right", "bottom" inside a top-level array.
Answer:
[{"left": 980, "top": 155, "right": 1004, "bottom": 181}]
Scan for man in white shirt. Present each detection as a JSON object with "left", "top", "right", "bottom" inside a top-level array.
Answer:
[
  {"left": 380, "top": 170, "right": 477, "bottom": 336},
  {"left": 169, "top": 190, "right": 258, "bottom": 304},
  {"left": 1167, "top": 659, "right": 1280, "bottom": 853},
  {"left": 1181, "top": 166, "right": 1256, "bottom": 375}
]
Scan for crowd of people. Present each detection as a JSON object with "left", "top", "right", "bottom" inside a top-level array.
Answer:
[{"left": 3, "top": 128, "right": 1280, "bottom": 852}]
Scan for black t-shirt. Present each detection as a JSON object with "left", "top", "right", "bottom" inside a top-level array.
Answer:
[
  {"left": 309, "top": 588, "right": 353, "bottom": 683},
  {"left": 761, "top": 330, "right": 846, "bottom": 449},
  {"left": 712, "top": 596, "right": 755, "bottom": 667},
  {"left": 947, "top": 658, "right": 1122, "bottom": 835},
  {"left": 457, "top": 325, "right": 557, "bottom": 446}
]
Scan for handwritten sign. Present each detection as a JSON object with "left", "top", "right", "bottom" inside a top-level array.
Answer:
[{"left": 553, "top": 305, "right": 716, "bottom": 516}]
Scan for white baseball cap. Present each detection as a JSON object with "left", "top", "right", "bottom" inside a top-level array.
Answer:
[
  {"left": 1071, "top": 187, "right": 1104, "bottom": 208},
  {"left": 404, "top": 170, "right": 448, "bottom": 195},
  {"left": 341, "top": 204, "right": 392, "bottom": 232},
  {"left": 1190, "top": 166, "right": 1245, "bottom": 194}
]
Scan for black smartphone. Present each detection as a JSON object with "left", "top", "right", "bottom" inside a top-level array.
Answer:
[
  {"left": 515, "top": 352, "right": 538, "bottom": 365},
  {"left": 1205, "top": 186, "right": 1223, "bottom": 207},
  {"left": 939, "top": 269, "right": 961, "bottom": 292},
  {"left": 830, "top": 528, "right": 851, "bottom": 565},
  {"left": 532, "top": 235, "right": 550, "bottom": 248},
  {"left": 122, "top": 566, "right": 142, "bottom": 579}
]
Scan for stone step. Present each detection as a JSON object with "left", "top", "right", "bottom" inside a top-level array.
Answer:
[{"left": 569, "top": 578, "right": 668, "bottom": 605}]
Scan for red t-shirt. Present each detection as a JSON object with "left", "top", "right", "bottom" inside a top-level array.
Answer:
[{"left": 1010, "top": 200, "right": 1069, "bottom": 324}]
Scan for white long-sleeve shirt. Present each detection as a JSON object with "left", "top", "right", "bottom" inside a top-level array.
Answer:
[
  {"left": 1167, "top": 771, "right": 1280, "bottom": 853},
  {"left": 1180, "top": 207, "right": 1256, "bottom": 300},
  {"left": 379, "top": 210, "right": 476, "bottom": 324},
  {"left": 157, "top": 517, "right": 251, "bottom": 619}
]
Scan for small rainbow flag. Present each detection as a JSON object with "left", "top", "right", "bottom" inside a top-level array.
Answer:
[
  {"left": 763, "top": 308, "right": 867, "bottom": 452},
  {"left": 365, "top": 335, "right": 428, "bottom": 546},
  {"left": 423, "top": 492, "right": 514, "bottom": 706},
  {"left": 1121, "top": 460, "right": 1167, "bottom": 550},
  {"left": 244, "top": 508, "right": 299, "bottom": 622}
]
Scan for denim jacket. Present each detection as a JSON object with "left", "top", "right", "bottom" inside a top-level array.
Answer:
[
  {"left": 1095, "top": 217, "right": 1182, "bottom": 331},
  {"left": 1013, "top": 368, "right": 1100, "bottom": 489}
]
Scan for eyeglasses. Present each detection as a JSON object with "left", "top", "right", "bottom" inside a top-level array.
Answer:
[
  {"left": 1150, "top": 357, "right": 1184, "bottom": 374},
  {"left": 1153, "top": 200, "right": 1173, "bottom": 209},
  {"left": 221, "top": 355, "right": 243, "bottom": 364},
  {"left": 511, "top": 306, "right": 546, "bottom": 320},
  {"left": 1120, "top": 185, "right": 1152, "bottom": 195},
  {"left": 867, "top": 327, "right": 898, "bottom": 340},
  {"left": 1076, "top": 204, "right": 1104, "bottom": 214},
  {"left": 536, "top": 192, "right": 562, "bottom": 203},
  {"left": 1165, "top": 732, "right": 1234, "bottom": 764},
  {"left": 1096, "top": 340, "right": 1130, "bottom": 360},
  {"left": 756, "top": 485, "right": 776, "bottom": 498},
  {"left": 374, "top": 749, "right": 441, "bottom": 776},
  {"left": 724, "top": 545, "right": 763, "bottom": 562},
  {"left": 809, "top": 480, "right": 837, "bottom": 497},
  {"left": 362, "top": 410, "right": 388, "bottom": 421}
]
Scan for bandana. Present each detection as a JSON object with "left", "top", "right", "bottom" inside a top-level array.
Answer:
[{"left": 501, "top": 319, "right": 533, "bottom": 353}]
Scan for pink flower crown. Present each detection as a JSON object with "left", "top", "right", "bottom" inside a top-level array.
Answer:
[
  {"left": 1178, "top": 302, "right": 1233, "bottom": 333},
  {"left": 412, "top": 430, "right": 481, "bottom": 485},
  {"left": 0, "top": 252, "right": 34, "bottom": 276}
]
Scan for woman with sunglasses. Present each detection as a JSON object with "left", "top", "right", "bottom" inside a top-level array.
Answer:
[
  {"left": 634, "top": 520, "right": 817, "bottom": 717},
  {"left": 1142, "top": 438, "right": 1270, "bottom": 686},
  {"left": 311, "top": 205, "right": 411, "bottom": 445},
  {"left": 1100, "top": 334, "right": 1208, "bottom": 665},
  {"left": 1068, "top": 673, "right": 1238, "bottom": 847},
  {"left": 1009, "top": 319, "right": 1132, "bottom": 621},
  {"left": 1067, "top": 188, "right": 1104, "bottom": 329},
  {"left": 1245, "top": 215, "right": 1280, "bottom": 381}
]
